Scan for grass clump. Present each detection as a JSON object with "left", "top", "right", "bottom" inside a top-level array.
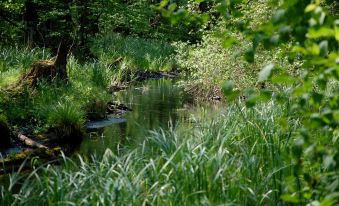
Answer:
[
  {"left": 47, "top": 101, "right": 85, "bottom": 143},
  {"left": 0, "top": 102, "right": 301, "bottom": 205}
]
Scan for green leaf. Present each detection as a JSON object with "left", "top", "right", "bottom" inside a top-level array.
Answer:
[
  {"left": 308, "top": 27, "right": 335, "bottom": 39},
  {"left": 311, "top": 92, "right": 324, "bottom": 104},
  {"left": 243, "top": 88, "right": 259, "bottom": 107},
  {"left": 259, "top": 90, "right": 272, "bottom": 102},
  {"left": 320, "top": 199, "right": 334, "bottom": 206},
  {"left": 271, "top": 74, "right": 296, "bottom": 85},
  {"left": 334, "top": 26, "right": 339, "bottom": 41},
  {"left": 323, "top": 155, "right": 334, "bottom": 169},
  {"left": 308, "top": 43, "right": 320, "bottom": 55},
  {"left": 310, "top": 113, "right": 325, "bottom": 128},
  {"left": 258, "top": 64, "right": 275, "bottom": 82},
  {"left": 333, "top": 109, "right": 339, "bottom": 121},
  {"left": 305, "top": 4, "right": 317, "bottom": 13}
]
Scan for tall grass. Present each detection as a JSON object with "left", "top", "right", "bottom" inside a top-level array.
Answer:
[
  {"left": 0, "top": 47, "right": 51, "bottom": 87},
  {"left": 1, "top": 101, "right": 299, "bottom": 205},
  {"left": 0, "top": 32, "right": 177, "bottom": 133},
  {"left": 0, "top": 49, "right": 112, "bottom": 133},
  {"left": 92, "top": 34, "right": 176, "bottom": 72}
]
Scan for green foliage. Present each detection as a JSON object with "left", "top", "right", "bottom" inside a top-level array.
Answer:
[
  {"left": 231, "top": 1, "right": 339, "bottom": 205},
  {"left": 1, "top": 0, "right": 206, "bottom": 48},
  {"left": 0, "top": 0, "right": 337, "bottom": 205},
  {"left": 1, "top": 102, "right": 299, "bottom": 205},
  {"left": 174, "top": 0, "right": 290, "bottom": 100},
  {"left": 0, "top": 47, "right": 113, "bottom": 134},
  {"left": 47, "top": 101, "right": 84, "bottom": 128},
  {"left": 47, "top": 100, "right": 85, "bottom": 140},
  {"left": 162, "top": 0, "right": 339, "bottom": 204},
  {"left": 92, "top": 34, "right": 176, "bottom": 72}
]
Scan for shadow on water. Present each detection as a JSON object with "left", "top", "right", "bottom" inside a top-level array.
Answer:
[{"left": 78, "top": 78, "right": 194, "bottom": 157}]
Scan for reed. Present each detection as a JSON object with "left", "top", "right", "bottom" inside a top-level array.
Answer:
[{"left": 1, "top": 102, "right": 299, "bottom": 205}]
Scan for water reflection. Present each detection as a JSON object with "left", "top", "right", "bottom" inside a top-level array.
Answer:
[{"left": 78, "top": 79, "right": 192, "bottom": 157}]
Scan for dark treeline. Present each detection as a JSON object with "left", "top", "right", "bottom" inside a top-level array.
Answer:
[{"left": 1, "top": 0, "right": 218, "bottom": 51}]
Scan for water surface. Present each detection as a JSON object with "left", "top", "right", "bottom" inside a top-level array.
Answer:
[{"left": 79, "top": 79, "right": 193, "bottom": 157}]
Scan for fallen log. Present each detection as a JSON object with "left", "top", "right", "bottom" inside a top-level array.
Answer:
[{"left": 16, "top": 132, "right": 48, "bottom": 150}]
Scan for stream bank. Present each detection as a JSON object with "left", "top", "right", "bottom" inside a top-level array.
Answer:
[{"left": 0, "top": 76, "right": 203, "bottom": 173}]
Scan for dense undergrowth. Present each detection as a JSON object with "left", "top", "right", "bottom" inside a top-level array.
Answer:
[
  {"left": 0, "top": 0, "right": 338, "bottom": 205},
  {"left": 0, "top": 33, "right": 177, "bottom": 137},
  {"left": 175, "top": 0, "right": 297, "bottom": 100},
  {"left": 0, "top": 49, "right": 109, "bottom": 136}
]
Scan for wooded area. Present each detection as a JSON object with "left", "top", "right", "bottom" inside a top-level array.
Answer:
[{"left": 0, "top": 0, "right": 338, "bottom": 205}]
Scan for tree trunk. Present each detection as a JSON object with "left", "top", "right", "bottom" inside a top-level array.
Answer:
[
  {"left": 24, "top": 0, "right": 38, "bottom": 48},
  {"left": 54, "top": 41, "right": 70, "bottom": 81}
]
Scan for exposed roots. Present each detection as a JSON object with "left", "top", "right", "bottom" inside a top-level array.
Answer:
[{"left": 20, "top": 60, "right": 56, "bottom": 87}]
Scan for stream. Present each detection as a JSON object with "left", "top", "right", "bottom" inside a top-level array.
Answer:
[
  {"left": 78, "top": 78, "right": 194, "bottom": 157},
  {"left": 0, "top": 78, "right": 221, "bottom": 179}
]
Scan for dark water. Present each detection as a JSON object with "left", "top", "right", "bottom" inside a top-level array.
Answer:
[{"left": 78, "top": 79, "right": 192, "bottom": 157}]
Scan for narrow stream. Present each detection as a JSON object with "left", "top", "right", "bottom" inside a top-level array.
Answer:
[{"left": 78, "top": 79, "right": 193, "bottom": 157}]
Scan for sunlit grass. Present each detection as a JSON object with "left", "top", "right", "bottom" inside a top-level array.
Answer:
[
  {"left": 1, "top": 102, "right": 298, "bottom": 205},
  {"left": 0, "top": 48, "right": 112, "bottom": 133},
  {"left": 92, "top": 34, "right": 176, "bottom": 72},
  {"left": 0, "top": 70, "right": 20, "bottom": 88}
]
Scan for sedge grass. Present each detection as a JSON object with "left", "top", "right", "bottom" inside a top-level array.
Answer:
[
  {"left": 92, "top": 34, "right": 176, "bottom": 72},
  {"left": 1, "top": 101, "right": 299, "bottom": 205}
]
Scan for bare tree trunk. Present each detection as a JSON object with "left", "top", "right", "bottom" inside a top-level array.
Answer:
[
  {"left": 24, "top": 0, "right": 38, "bottom": 48},
  {"left": 54, "top": 41, "right": 70, "bottom": 81}
]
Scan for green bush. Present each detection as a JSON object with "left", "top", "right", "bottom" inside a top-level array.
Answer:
[{"left": 174, "top": 0, "right": 293, "bottom": 100}]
